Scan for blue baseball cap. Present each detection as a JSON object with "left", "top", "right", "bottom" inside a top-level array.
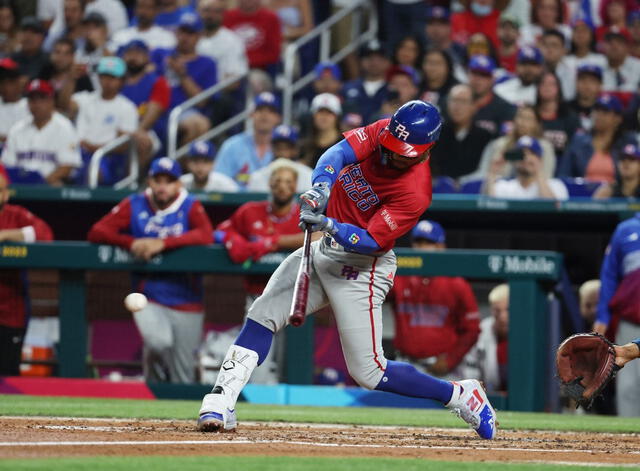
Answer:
[
  {"left": 96, "top": 56, "right": 126, "bottom": 78},
  {"left": 517, "top": 135, "right": 543, "bottom": 157},
  {"left": 148, "top": 157, "right": 182, "bottom": 179},
  {"left": 187, "top": 140, "right": 216, "bottom": 160},
  {"left": 577, "top": 64, "right": 603, "bottom": 81},
  {"left": 426, "top": 6, "right": 450, "bottom": 22},
  {"left": 622, "top": 143, "right": 640, "bottom": 160},
  {"left": 517, "top": 46, "right": 543, "bottom": 64},
  {"left": 411, "top": 220, "right": 446, "bottom": 243},
  {"left": 271, "top": 124, "right": 299, "bottom": 144},
  {"left": 594, "top": 94, "right": 623, "bottom": 114},
  {"left": 177, "top": 11, "right": 203, "bottom": 33},
  {"left": 254, "top": 91, "right": 281, "bottom": 113},
  {"left": 120, "top": 39, "right": 149, "bottom": 56},
  {"left": 314, "top": 62, "right": 341, "bottom": 81},
  {"left": 468, "top": 55, "right": 496, "bottom": 75}
]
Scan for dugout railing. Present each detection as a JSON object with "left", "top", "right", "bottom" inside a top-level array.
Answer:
[{"left": 0, "top": 241, "right": 562, "bottom": 412}]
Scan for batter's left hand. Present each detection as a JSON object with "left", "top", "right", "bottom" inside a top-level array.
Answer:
[
  {"left": 300, "top": 182, "right": 330, "bottom": 213},
  {"left": 131, "top": 238, "right": 165, "bottom": 261},
  {"left": 299, "top": 210, "right": 336, "bottom": 234}
]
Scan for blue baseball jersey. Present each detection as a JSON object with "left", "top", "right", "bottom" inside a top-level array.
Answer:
[
  {"left": 597, "top": 213, "right": 640, "bottom": 326},
  {"left": 129, "top": 191, "right": 204, "bottom": 311}
]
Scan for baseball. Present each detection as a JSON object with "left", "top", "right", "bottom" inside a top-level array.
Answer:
[{"left": 124, "top": 293, "right": 148, "bottom": 312}]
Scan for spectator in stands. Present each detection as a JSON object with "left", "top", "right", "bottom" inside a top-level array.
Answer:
[
  {"left": 630, "top": 11, "right": 640, "bottom": 59},
  {"left": 0, "top": 164, "right": 53, "bottom": 376},
  {"left": 41, "top": 37, "right": 93, "bottom": 115},
  {"left": 559, "top": 94, "right": 635, "bottom": 183},
  {"left": 468, "top": 55, "right": 516, "bottom": 137},
  {"left": 108, "top": 0, "right": 176, "bottom": 54},
  {"left": 596, "top": 0, "right": 633, "bottom": 44},
  {"left": 419, "top": 49, "right": 458, "bottom": 113},
  {"left": 266, "top": 0, "right": 313, "bottom": 43},
  {"left": 248, "top": 124, "right": 312, "bottom": 193},
  {"left": 312, "top": 62, "right": 343, "bottom": 97},
  {"left": 497, "top": 14, "right": 520, "bottom": 74},
  {"left": 71, "top": 57, "right": 138, "bottom": 185},
  {"left": 0, "top": 1, "right": 20, "bottom": 56},
  {"left": 2, "top": 79, "right": 81, "bottom": 185},
  {"left": 462, "top": 283, "right": 509, "bottom": 393},
  {"left": 12, "top": 17, "right": 48, "bottom": 80},
  {"left": 180, "top": 140, "right": 238, "bottom": 193},
  {"left": 593, "top": 144, "right": 640, "bottom": 199},
  {"left": 569, "top": 64, "right": 604, "bottom": 132},
  {"left": 154, "top": 12, "right": 217, "bottom": 145},
  {"left": 215, "top": 161, "right": 305, "bottom": 382},
  {"left": 375, "top": 89, "right": 402, "bottom": 120},
  {"left": 540, "top": 29, "right": 577, "bottom": 101},
  {"left": 519, "top": 0, "right": 570, "bottom": 48},
  {"left": 392, "top": 34, "right": 424, "bottom": 70},
  {"left": 579, "top": 279, "right": 600, "bottom": 329},
  {"left": 84, "top": 0, "right": 128, "bottom": 36},
  {"left": 451, "top": 0, "right": 500, "bottom": 48},
  {"left": 150, "top": 0, "right": 197, "bottom": 29},
  {"left": 601, "top": 27, "right": 640, "bottom": 97},
  {"left": 390, "top": 220, "right": 480, "bottom": 379},
  {"left": 88, "top": 157, "right": 214, "bottom": 383},
  {"left": 0, "top": 59, "right": 28, "bottom": 144},
  {"left": 424, "top": 6, "right": 465, "bottom": 76},
  {"left": 386, "top": 65, "right": 419, "bottom": 106},
  {"left": 535, "top": 71, "right": 580, "bottom": 157},
  {"left": 43, "top": 0, "right": 84, "bottom": 52},
  {"left": 485, "top": 135, "right": 569, "bottom": 200},
  {"left": 215, "top": 91, "right": 280, "bottom": 189},
  {"left": 568, "top": 19, "right": 607, "bottom": 69},
  {"left": 430, "top": 84, "right": 493, "bottom": 180},
  {"left": 382, "top": 0, "right": 427, "bottom": 55},
  {"left": 471, "top": 104, "right": 556, "bottom": 183},
  {"left": 593, "top": 212, "right": 640, "bottom": 416},
  {"left": 494, "top": 46, "right": 545, "bottom": 106},
  {"left": 224, "top": 0, "right": 282, "bottom": 75},
  {"left": 301, "top": 93, "right": 342, "bottom": 168},
  {"left": 120, "top": 40, "right": 171, "bottom": 170},
  {"left": 197, "top": 0, "right": 249, "bottom": 81},
  {"left": 343, "top": 40, "right": 389, "bottom": 125},
  {"left": 75, "top": 12, "right": 109, "bottom": 83},
  {"left": 465, "top": 32, "right": 499, "bottom": 69}
]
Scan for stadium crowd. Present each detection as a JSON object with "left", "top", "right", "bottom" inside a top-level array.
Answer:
[{"left": 0, "top": 0, "right": 638, "bottom": 197}]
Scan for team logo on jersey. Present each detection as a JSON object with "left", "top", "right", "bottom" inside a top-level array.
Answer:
[
  {"left": 348, "top": 233, "right": 360, "bottom": 245},
  {"left": 338, "top": 164, "right": 380, "bottom": 212},
  {"left": 324, "top": 165, "right": 335, "bottom": 174},
  {"left": 341, "top": 265, "right": 359, "bottom": 280},
  {"left": 394, "top": 123, "right": 410, "bottom": 141}
]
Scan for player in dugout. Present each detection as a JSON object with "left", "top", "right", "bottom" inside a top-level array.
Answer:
[
  {"left": 197, "top": 100, "right": 498, "bottom": 439},
  {"left": 88, "top": 157, "right": 213, "bottom": 383},
  {"left": 0, "top": 164, "right": 53, "bottom": 375}
]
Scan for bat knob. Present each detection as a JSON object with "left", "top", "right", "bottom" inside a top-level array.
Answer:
[{"left": 289, "top": 315, "right": 304, "bottom": 327}]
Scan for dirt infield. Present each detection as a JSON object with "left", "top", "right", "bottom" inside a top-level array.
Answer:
[{"left": 1, "top": 417, "right": 639, "bottom": 466}]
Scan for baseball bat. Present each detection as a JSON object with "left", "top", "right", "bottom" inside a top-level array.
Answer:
[{"left": 288, "top": 228, "right": 313, "bottom": 327}]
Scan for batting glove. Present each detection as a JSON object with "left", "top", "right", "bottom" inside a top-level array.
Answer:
[
  {"left": 299, "top": 210, "right": 337, "bottom": 234},
  {"left": 300, "top": 182, "right": 330, "bottom": 213}
]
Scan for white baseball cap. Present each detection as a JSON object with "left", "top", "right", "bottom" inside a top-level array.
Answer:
[{"left": 310, "top": 93, "right": 342, "bottom": 115}]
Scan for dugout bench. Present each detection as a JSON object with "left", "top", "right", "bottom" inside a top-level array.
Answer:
[{"left": 0, "top": 242, "right": 562, "bottom": 412}]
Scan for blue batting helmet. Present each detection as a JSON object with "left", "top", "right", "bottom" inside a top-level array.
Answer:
[{"left": 379, "top": 100, "right": 442, "bottom": 158}]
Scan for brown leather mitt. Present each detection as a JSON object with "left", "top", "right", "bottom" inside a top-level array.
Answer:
[{"left": 556, "top": 333, "right": 621, "bottom": 408}]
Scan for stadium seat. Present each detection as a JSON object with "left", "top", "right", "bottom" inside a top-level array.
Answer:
[
  {"left": 459, "top": 179, "right": 484, "bottom": 194},
  {"left": 432, "top": 176, "right": 457, "bottom": 194},
  {"left": 560, "top": 178, "right": 601, "bottom": 198}
]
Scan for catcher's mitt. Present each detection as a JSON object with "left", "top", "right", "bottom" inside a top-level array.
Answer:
[{"left": 556, "top": 333, "right": 621, "bottom": 408}]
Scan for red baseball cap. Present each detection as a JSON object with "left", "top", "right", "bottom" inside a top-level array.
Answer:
[
  {"left": 0, "top": 57, "right": 18, "bottom": 71},
  {"left": 25, "top": 79, "right": 54, "bottom": 97},
  {"left": 604, "top": 26, "right": 633, "bottom": 42}
]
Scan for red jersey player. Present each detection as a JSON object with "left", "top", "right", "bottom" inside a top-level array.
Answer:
[
  {"left": 197, "top": 100, "right": 498, "bottom": 439},
  {"left": 0, "top": 164, "right": 53, "bottom": 375},
  {"left": 391, "top": 220, "right": 480, "bottom": 378}
]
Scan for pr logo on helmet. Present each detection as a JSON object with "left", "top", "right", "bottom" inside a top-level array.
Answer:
[{"left": 394, "top": 123, "right": 410, "bottom": 141}]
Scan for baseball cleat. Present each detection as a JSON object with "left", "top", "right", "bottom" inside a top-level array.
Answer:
[
  {"left": 197, "top": 392, "right": 237, "bottom": 432},
  {"left": 446, "top": 379, "right": 497, "bottom": 440}
]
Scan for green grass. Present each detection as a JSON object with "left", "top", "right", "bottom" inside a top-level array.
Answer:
[
  {"left": 0, "top": 457, "right": 630, "bottom": 471},
  {"left": 1, "top": 394, "right": 640, "bottom": 433}
]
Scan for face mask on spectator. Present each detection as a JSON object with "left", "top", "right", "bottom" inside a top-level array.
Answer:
[{"left": 471, "top": 1, "right": 492, "bottom": 17}]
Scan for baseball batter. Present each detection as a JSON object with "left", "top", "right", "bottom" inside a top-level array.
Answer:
[{"left": 198, "top": 100, "right": 497, "bottom": 439}]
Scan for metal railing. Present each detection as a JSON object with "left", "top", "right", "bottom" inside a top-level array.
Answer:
[
  {"left": 88, "top": 134, "right": 139, "bottom": 189},
  {"left": 167, "top": 72, "right": 251, "bottom": 160},
  {"left": 281, "top": 0, "right": 378, "bottom": 125}
]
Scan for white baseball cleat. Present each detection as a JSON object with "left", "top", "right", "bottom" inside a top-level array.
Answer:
[
  {"left": 197, "top": 391, "right": 237, "bottom": 432},
  {"left": 446, "top": 379, "right": 497, "bottom": 439}
]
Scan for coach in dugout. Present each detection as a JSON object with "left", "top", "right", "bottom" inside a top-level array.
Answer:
[
  {"left": 88, "top": 157, "right": 213, "bottom": 383},
  {"left": 0, "top": 164, "right": 53, "bottom": 375},
  {"left": 389, "top": 220, "right": 480, "bottom": 379}
]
